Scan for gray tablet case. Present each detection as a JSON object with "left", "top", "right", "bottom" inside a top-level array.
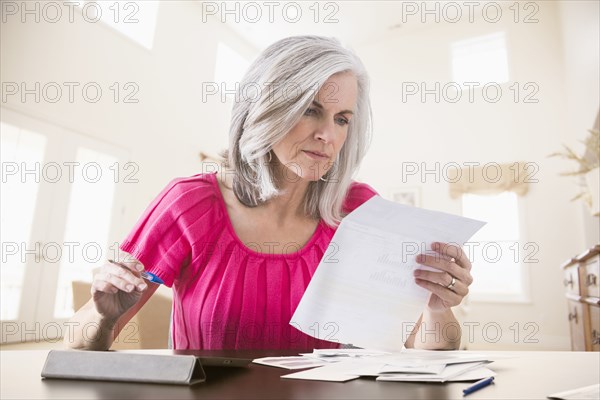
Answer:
[{"left": 41, "top": 350, "right": 206, "bottom": 385}]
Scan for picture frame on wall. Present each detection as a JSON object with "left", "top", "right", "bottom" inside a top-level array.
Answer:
[{"left": 390, "top": 187, "right": 421, "bottom": 207}]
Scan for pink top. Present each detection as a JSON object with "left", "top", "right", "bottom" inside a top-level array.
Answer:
[{"left": 119, "top": 172, "right": 378, "bottom": 350}]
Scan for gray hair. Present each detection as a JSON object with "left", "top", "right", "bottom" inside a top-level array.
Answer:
[{"left": 222, "top": 35, "right": 373, "bottom": 227}]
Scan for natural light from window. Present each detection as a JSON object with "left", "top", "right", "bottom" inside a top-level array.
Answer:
[
  {"left": 462, "top": 191, "right": 528, "bottom": 302},
  {"left": 215, "top": 42, "right": 251, "bottom": 101},
  {"left": 0, "top": 123, "right": 47, "bottom": 321},
  {"left": 54, "top": 147, "right": 117, "bottom": 318},
  {"left": 452, "top": 32, "right": 509, "bottom": 87},
  {"left": 78, "top": 1, "right": 160, "bottom": 50}
]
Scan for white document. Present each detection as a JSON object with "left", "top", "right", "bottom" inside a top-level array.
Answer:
[
  {"left": 280, "top": 369, "right": 359, "bottom": 382},
  {"left": 547, "top": 384, "right": 600, "bottom": 400},
  {"left": 310, "top": 349, "right": 391, "bottom": 357},
  {"left": 376, "top": 361, "right": 492, "bottom": 382},
  {"left": 344, "top": 351, "right": 499, "bottom": 377},
  {"left": 299, "top": 348, "right": 391, "bottom": 363},
  {"left": 281, "top": 359, "right": 496, "bottom": 383},
  {"left": 447, "top": 366, "right": 497, "bottom": 382},
  {"left": 382, "top": 349, "right": 513, "bottom": 365},
  {"left": 290, "top": 196, "right": 485, "bottom": 351},
  {"left": 378, "top": 363, "right": 446, "bottom": 374},
  {"left": 281, "top": 359, "right": 365, "bottom": 382},
  {"left": 252, "top": 356, "right": 329, "bottom": 370}
]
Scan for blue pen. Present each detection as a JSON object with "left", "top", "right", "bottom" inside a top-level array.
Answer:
[
  {"left": 463, "top": 376, "right": 494, "bottom": 396},
  {"left": 107, "top": 259, "right": 164, "bottom": 285}
]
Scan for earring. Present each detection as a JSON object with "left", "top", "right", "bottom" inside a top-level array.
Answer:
[
  {"left": 267, "top": 151, "right": 272, "bottom": 162},
  {"left": 319, "top": 162, "right": 337, "bottom": 182},
  {"left": 320, "top": 162, "right": 336, "bottom": 182}
]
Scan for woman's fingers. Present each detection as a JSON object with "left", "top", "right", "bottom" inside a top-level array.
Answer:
[
  {"left": 415, "top": 277, "right": 463, "bottom": 307},
  {"left": 106, "top": 263, "right": 146, "bottom": 289},
  {"left": 416, "top": 253, "right": 472, "bottom": 285},
  {"left": 413, "top": 269, "right": 469, "bottom": 297},
  {"left": 91, "top": 278, "right": 119, "bottom": 295},
  {"left": 412, "top": 242, "right": 474, "bottom": 311},
  {"left": 92, "top": 272, "right": 135, "bottom": 294},
  {"left": 91, "top": 262, "right": 146, "bottom": 296},
  {"left": 431, "top": 242, "right": 472, "bottom": 271},
  {"left": 114, "top": 250, "right": 145, "bottom": 272}
]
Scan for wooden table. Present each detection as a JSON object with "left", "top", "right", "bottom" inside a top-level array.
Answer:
[{"left": 1, "top": 349, "right": 599, "bottom": 399}]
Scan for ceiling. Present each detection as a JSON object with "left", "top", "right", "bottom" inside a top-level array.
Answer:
[{"left": 216, "top": 1, "right": 410, "bottom": 51}]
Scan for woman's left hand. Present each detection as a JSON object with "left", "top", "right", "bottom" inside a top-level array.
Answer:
[{"left": 413, "top": 242, "right": 473, "bottom": 312}]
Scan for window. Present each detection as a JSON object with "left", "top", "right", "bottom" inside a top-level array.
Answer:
[
  {"left": 214, "top": 42, "right": 251, "bottom": 101},
  {"left": 452, "top": 32, "right": 509, "bottom": 86},
  {"left": 78, "top": 1, "right": 160, "bottom": 50},
  {"left": 462, "top": 192, "right": 529, "bottom": 302},
  {"left": 0, "top": 123, "right": 47, "bottom": 321},
  {"left": 1, "top": 108, "right": 129, "bottom": 343},
  {"left": 53, "top": 148, "right": 118, "bottom": 318}
]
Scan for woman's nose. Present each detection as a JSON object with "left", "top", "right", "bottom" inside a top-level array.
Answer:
[{"left": 314, "top": 119, "right": 336, "bottom": 143}]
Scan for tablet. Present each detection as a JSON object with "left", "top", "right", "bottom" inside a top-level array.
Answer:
[{"left": 198, "top": 356, "right": 252, "bottom": 368}]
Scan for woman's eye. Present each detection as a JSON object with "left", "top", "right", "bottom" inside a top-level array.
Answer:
[
  {"left": 336, "top": 117, "right": 349, "bottom": 126},
  {"left": 304, "top": 108, "right": 317, "bottom": 116}
]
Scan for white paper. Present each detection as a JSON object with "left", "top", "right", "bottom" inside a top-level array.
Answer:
[
  {"left": 448, "top": 367, "right": 497, "bottom": 382},
  {"left": 311, "top": 349, "right": 391, "bottom": 357},
  {"left": 282, "top": 359, "right": 496, "bottom": 383},
  {"left": 376, "top": 361, "right": 491, "bottom": 382},
  {"left": 382, "top": 349, "right": 511, "bottom": 365},
  {"left": 281, "top": 359, "right": 364, "bottom": 382},
  {"left": 378, "top": 363, "right": 446, "bottom": 374},
  {"left": 280, "top": 350, "right": 500, "bottom": 383},
  {"left": 252, "top": 356, "right": 329, "bottom": 370},
  {"left": 290, "top": 196, "right": 486, "bottom": 351},
  {"left": 280, "top": 369, "right": 359, "bottom": 382},
  {"left": 342, "top": 351, "right": 499, "bottom": 376},
  {"left": 547, "top": 384, "right": 600, "bottom": 400},
  {"left": 299, "top": 348, "right": 391, "bottom": 363}
]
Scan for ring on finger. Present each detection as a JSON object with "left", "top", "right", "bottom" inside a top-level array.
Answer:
[{"left": 446, "top": 275, "right": 457, "bottom": 291}]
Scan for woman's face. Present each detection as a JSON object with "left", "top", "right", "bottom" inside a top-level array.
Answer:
[{"left": 272, "top": 71, "right": 358, "bottom": 182}]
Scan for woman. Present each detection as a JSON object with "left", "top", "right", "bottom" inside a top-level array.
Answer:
[{"left": 64, "top": 35, "right": 472, "bottom": 351}]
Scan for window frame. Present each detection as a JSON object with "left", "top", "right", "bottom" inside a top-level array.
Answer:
[
  {"left": 451, "top": 31, "right": 511, "bottom": 89},
  {"left": 0, "top": 107, "right": 130, "bottom": 344},
  {"left": 461, "top": 191, "right": 532, "bottom": 304}
]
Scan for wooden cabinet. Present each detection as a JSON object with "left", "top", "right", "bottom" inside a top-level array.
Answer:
[{"left": 561, "top": 245, "right": 600, "bottom": 351}]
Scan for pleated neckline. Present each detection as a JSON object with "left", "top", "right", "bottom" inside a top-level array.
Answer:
[{"left": 208, "top": 172, "right": 324, "bottom": 259}]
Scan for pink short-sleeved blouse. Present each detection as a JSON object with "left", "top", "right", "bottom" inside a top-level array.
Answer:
[{"left": 119, "top": 172, "right": 378, "bottom": 350}]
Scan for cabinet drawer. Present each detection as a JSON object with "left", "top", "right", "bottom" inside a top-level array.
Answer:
[
  {"left": 563, "top": 265, "right": 581, "bottom": 296},
  {"left": 583, "top": 256, "right": 600, "bottom": 298},
  {"left": 590, "top": 306, "right": 600, "bottom": 352},
  {"left": 567, "top": 300, "right": 587, "bottom": 351}
]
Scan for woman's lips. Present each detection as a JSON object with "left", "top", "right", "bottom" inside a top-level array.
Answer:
[{"left": 303, "top": 150, "right": 329, "bottom": 160}]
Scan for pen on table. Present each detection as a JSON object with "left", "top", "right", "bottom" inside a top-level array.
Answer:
[
  {"left": 463, "top": 376, "right": 495, "bottom": 396},
  {"left": 107, "top": 259, "right": 164, "bottom": 285}
]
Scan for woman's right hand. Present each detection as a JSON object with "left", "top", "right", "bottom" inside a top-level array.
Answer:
[{"left": 90, "top": 255, "right": 148, "bottom": 323}]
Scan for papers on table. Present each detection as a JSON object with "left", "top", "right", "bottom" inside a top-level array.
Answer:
[
  {"left": 379, "top": 363, "right": 446, "bottom": 374},
  {"left": 253, "top": 356, "right": 330, "bottom": 370},
  {"left": 376, "top": 361, "right": 494, "bottom": 382},
  {"left": 281, "top": 360, "right": 363, "bottom": 382},
  {"left": 547, "top": 384, "right": 600, "bottom": 400},
  {"left": 299, "top": 348, "right": 391, "bottom": 363},
  {"left": 254, "top": 349, "right": 499, "bottom": 383},
  {"left": 290, "top": 196, "right": 486, "bottom": 351},
  {"left": 254, "top": 349, "right": 390, "bottom": 370}
]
